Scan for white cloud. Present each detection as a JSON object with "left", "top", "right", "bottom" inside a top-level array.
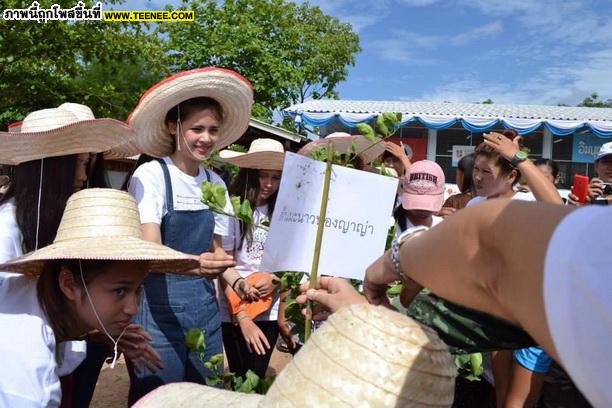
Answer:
[
  {"left": 369, "top": 21, "right": 504, "bottom": 62},
  {"left": 396, "top": 0, "right": 440, "bottom": 6},
  {"left": 412, "top": 47, "right": 612, "bottom": 105},
  {"left": 460, "top": 0, "right": 612, "bottom": 46},
  {"left": 307, "top": 0, "right": 392, "bottom": 32}
]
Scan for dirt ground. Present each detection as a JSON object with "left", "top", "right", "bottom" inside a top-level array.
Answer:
[{"left": 90, "top": 349, "right": 292, "bottom": 407}]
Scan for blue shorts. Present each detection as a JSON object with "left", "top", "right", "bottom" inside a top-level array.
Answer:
[{"left": 513, "top": 346, "right": 552, "bottom": 373}]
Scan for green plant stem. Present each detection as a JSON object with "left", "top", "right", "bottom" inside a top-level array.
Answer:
[
  {"left": 304, "top": 143, "right": 334, "bottom": 342},
  {"left": 205, "top": 205, "right": 269, "bottom": 231}
]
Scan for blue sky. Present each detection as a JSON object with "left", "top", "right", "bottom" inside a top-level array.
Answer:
[{"left": 116, "top": 0, "right": 612, "bottom": 106}]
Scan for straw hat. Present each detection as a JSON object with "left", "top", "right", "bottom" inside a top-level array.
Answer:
[
  {"left": 0, "top": 103, "right": 136, "bottom": 165},
  {"left": 0, "top": 188, "right": 199, "bottom": 277},
  {"left": 298, "top": 132, "right": 386, "bottom": 164},
  {"left": 219, "top": 138, "right": 285, "bottom": 170},
  {"left": 263, "top": 303, "right": 456, "bottom": 407},
  {"left": 127, "top": 67, "right": 254, "bottom": 158},
  {"left": 133, "top": 304, "right": 456, "bottom": 408},
  {"left": 133, "top": 383, "right": 263, "bottom": 408}
]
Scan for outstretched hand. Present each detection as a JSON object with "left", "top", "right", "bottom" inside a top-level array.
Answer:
[
  {"left": 198, "top": 246, "right": 235, "bottom": 278},
  {"left": 296, "top": 277, "right": 367, "bottom": 320}
]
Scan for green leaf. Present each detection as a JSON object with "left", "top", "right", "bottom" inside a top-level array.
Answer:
[
  {"left": 205, "top": 376, "right": 220, "bottom": 386},
  {"left": 185, "top": 327, "right": 205, "bottom": 352},
  {"left": 387, "top": 282, "right": 403, "bottom": 297},
  {"left": 376, "top": 115, "right": 390, "bottom": 137},
  {"left": 356, "top": 123, "right": 375, "bottom": 139}
]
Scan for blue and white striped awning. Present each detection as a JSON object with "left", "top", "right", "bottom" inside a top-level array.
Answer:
[{"left": 284, "top": 100, "right": 612, "bottom": 137}]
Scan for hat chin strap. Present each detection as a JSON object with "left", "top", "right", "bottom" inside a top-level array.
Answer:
[
  {"left": 175, "top": 105, "right": 209, "bottom": 162},
  {"left": 35, "top": 159, "right": 44, "bottom": 250},
  {"left": 78, "top": 261, "right": 127, "bottom": 369}
]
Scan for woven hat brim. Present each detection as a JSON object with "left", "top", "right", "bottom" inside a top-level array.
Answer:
[
  {"left": 263, "top": 304, "right": 456, "bottom": 407},
  {"left": 218, "top": 151, "right": 285, "bottom": 170},
  {"left": 0, "top": 236, "right": 199, "bottom": 278},
  {"left": 0, "top": 119, "right": 135, "bottom": 165},
  {"left": 128, "top": 68, "right": 254, "bottom": 158},
  {"left": 133, "top": 383, "right": 263, "bottom": 408},
  {"left": 298, "top": 136, "right": 386, "bottom": 164}
]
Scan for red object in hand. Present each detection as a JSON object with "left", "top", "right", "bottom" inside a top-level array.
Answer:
[{"left": 572, "top": 174, "right": 590, "bottom": 203}]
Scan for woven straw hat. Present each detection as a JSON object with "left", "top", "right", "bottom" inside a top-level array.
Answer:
[
  {"left": 298, "top": 132, "right": 386, "bottom": 165},
  {"left": 219, "top": 138, "right": 285, "bottom": 170},
  {"left": 133, "top": 383, "right": 263, "bottom": 408},
  {"left": 263, "top": 303, "right": 456, "bottom": 407},
  {"left": 0, "top": 188, "right": 198, "bottom": 277},
  {"left": 0, "top": 103, "right": 135, "bottom": 165},
  {"left": 132, "top": 304, "right": 456, "bottom": 407},
  {"left": 127, "top": 67, "right": 254, "bottom": 158}
]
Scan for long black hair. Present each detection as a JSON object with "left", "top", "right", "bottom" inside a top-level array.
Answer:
[
  {"left": 9, "top": 154, "right": 107, "bottom": 253},
  {"left": 457, "top": 153, "right": 476, "bottom": 194},
  {"left": 228, "top": 168, "right": 279, "bottom": 249}
]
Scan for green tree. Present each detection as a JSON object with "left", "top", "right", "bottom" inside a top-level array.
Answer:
[
  {"left": 0, "top": 0, "right": 168, "bottom": 128},
  {"left": 577, "top": 92, "right": 612, "bottom": 108},
  {"left": 159, "top": 0, "right": 360, "bottom": 121}
]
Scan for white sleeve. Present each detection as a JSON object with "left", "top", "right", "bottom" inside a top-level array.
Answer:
[
  {"left": 222, "top": 217, "right": 240, "bottom": 252},
  {"left": 543, "top": 206, "right": 612, "bottom": 407},
  {"left": 0, "top": 277, "right": 62, "bottom": 407},
  {"left": 0, "top": 232, "right": 20, "bottom": 264},
  {"left": 128, "top": 162, "right": 166, "bottom": 225}
]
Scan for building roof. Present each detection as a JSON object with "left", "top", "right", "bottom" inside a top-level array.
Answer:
[
  {"left": 284, "top": 100, "right": 612, "bottom": 137},
  {"left": 285, "top": 100, "right": 612, "bottom": 121},
  {"left": 249, "top": 118, "right": 302, "bottom": 142}
]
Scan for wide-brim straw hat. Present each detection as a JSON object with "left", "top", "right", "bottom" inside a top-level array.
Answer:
[
  {"left": 0, "top": 103, "right": 136, "bottom": 165},
  {"left": 263, "top": 303, "right": 456, "bottom": 407},
  {"left": 298, "top": 132, "right": 385, "bottom": 164},
  {"left": 0, "top": 188, "right": 198, "bottom": 277},
  {"left": 127, "top": 67, "right": 254, "bottom": 158},
  {"left": 132, "top": 304, "right": 456, "bottom": 408},
  {"left": 219, "top": 138, "right": 285, "bottom": 170},
  {"left": 133, "top": 383, "right": 263, "bottom": 408}
]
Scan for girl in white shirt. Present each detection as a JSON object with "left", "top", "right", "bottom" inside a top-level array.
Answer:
[
  {"left": 0, "top": 188, "right": 196, "bottom": 407},
  {"left": 217, "top": 138, "right": 288, "bottom": 378},
  {"left": 466, "top": 129, "right": 562, "bottom": 408}
]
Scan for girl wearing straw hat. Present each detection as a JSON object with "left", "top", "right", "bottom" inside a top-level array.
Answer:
[
  {"left": 0, "top": 103, "right": 144, "bottom": 406},
  {"left": 0, "top": 188, "right": 198, "bottom": 407},
  {"left": 217, "top": 138, "right": 294, "bottom": 378},
  {"left": 125, "top": 68, "right": 255, "bottom": 401}
]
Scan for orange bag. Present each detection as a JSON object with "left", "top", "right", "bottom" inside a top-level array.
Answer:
[{"left": 225, "top": 272, "right": 273, "bottom": 321}]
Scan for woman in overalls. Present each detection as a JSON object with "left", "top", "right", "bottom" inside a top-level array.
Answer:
[{"left": 126, "top": 68, "right": 254, "bottom": 403}]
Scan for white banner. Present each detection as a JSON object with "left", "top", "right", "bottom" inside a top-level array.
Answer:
[
  {"left": 452, "top": 145, "right": 475, "bottom": 167},
  {"left": 260, "top": 152, "right": 398, "bottom": 280}
]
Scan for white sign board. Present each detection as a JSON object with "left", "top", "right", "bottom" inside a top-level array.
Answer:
[
  {"left": 260, "top": 152, "right": 398, "bottom": 280},
  {"left": 452, "top": 145, "right": 475, "bottom": 167}
]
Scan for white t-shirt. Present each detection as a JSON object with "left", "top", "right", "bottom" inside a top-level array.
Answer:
[
  {"left": 0, "top": 198, "right": 23, "bottom": 278},
  {"left": 0, "top": 275, "right": 86, "bottom": 407},
  {"left": 466, "top": 191, "right": 536, "bottom": 207},
  {"left": 543, "top": 206, "right": 612, "bottom": 407},
  {"left": 219, "top": 205, "right": 279, "bottom": 322},
  {"left": 394, "top": 214, "right": 444, "bottom": 239},
  {"left": 0, "top": 198, "right": 22, "bottom": 262},
  {"left": 128, "top": 157, "right": 231, "bottom": 237}
]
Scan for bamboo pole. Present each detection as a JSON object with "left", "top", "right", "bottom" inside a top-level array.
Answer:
[{"left": 304, "top": 143, "right": 334, "bottom": 342}]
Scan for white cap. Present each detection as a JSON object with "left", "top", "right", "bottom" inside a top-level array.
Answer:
[{"left": 597, "top": 141, "right": 612, "bottom": 160}]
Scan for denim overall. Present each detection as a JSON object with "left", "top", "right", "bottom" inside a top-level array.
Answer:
[{"left": 128, "top": 159, "right": 222, "bottom": 404}]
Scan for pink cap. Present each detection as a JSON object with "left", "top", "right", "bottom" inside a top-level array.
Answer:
[{"left": 401, "top": 160, "right": 445, "bottom": 212}]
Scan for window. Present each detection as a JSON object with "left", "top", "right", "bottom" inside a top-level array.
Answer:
[{"left": 552, "top": 134, "right": 597, "bottom": 189}]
